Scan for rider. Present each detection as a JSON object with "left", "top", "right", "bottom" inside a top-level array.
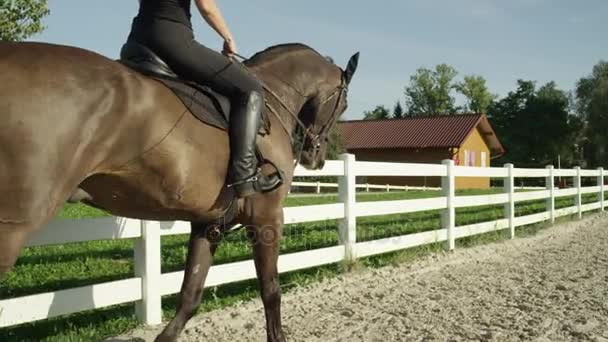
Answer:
[{"left": 127, "top": 0, "right": 282, "bottom": 198}]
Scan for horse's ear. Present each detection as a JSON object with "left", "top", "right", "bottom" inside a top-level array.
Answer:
[{"left": 343, "top": 52, "right": 360, "bottom": 85}]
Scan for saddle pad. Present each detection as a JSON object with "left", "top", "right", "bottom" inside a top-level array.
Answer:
[{"left": 152, "top": 76, "right": 270, "bottom": 135}]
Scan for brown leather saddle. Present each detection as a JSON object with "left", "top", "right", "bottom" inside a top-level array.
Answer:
[{"left": 118, "top": 40, "right": 269, "bottom": 134}]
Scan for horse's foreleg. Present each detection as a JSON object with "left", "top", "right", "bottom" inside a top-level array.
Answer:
[
  {"left": 155, "top": 223, "right": 221, "bottom": 342},
  {"left": 248, "top": 218, "right": 286, "bottom": 342}
]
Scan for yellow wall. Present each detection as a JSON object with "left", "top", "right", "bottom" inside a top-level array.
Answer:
[
  {"left": 347, "top": 127, "right": 493, "bottom": 190},
  {"left": 456, "top": 127, "right": 491, "bottom": 189}
]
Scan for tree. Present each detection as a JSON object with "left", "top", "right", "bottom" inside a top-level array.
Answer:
[
  {"left": 393, "top": 101, "right": 404, "bottom": 119},
  {"left": 575, "top": 61, "right": 608, "bottom": 167},
  {"left": 363, "top": 105, "right": 390, "bottom": 120},
  {"left": 454, "top": 75, "right": 497, "bottom": 114},
  {"left": 325, "top": 123, "right": 345, "bottom": 160},
  {"left": 404, "top": 63, "right": 458, "bottom": 116},
  {"left": 487, "top": 80, "right": 582, "bottom": 168},
  {"left": 0, "top": 0, "right": 50, "bottom": 42}
]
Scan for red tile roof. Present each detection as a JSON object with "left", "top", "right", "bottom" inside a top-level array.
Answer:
[{"left": 338, "top": 113, "right": 505, "bottom": 156}]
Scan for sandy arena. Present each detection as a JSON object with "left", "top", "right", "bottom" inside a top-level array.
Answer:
[{"left": 112, "top": 213, "right": 608, "bottom": 342}]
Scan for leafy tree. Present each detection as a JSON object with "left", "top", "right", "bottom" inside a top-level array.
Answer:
[
  {"left": 325, "top": 123, "right": 345, "bottom": 159},
  {"left": 0, "top": 0, "right": 50, "bottom": 42},
  {"left": 363, "top": 105, "right": 390, "bottom": 120},
  {"left": 404, "top": 63, "right": 458, "bottom": 116},
  {"left": 393, "top": 101, "right": 404, "bottom": 119},
  {"left": 454, "top": 75, "right": 497, "bottom": 114},
  {"left": 575, "top": 61, "right": 608, "bottom": 167},
  {"left": 488, "top": 80, "right": 582, "bottom": 168}
]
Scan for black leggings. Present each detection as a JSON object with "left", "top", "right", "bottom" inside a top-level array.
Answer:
[{"left": 127, "top": 17, "right": 263, "bottom": 98}]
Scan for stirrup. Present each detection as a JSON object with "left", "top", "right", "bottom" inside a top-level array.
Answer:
[
  {"left": 227, "top": 172, "right": 283, "bottom": 198},
  {"left": 227, "top": 169, "right": 283, "bottom": 198}
]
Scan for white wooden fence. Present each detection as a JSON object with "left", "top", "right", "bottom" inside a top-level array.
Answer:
[
  {"left": 0, "top": 155, "right": 605, "bottom": 328},
  {"left": 290, "top": 181, "right": 542, "bottom": 194},
  {"left": 290, "top": 181, "right": 440, "bottom": 193}
]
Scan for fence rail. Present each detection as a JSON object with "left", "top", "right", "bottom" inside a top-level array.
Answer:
[
  {"left": 0, "top": 157, "right": 605, "bottom": 328},
  {"left": 290, "top": 181, "right": 440, "bottom": 193}
]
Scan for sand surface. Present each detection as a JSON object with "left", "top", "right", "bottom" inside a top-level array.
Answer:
[{"left": 111, "top": 213, "right": 608, "bottom": 342}]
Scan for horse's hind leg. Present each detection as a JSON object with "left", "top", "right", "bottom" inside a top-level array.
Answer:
[
  {"left": 156, "top": 222, "right": 221, "bottom": 342},
  {"left": 0, "top": 222, "right": 39, "bottom": 277},
  {"left": 0, "top": 187, "right": 73, "bottom": 278}
]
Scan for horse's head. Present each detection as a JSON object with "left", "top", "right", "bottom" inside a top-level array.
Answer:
[
  {"left": 298, "top": 52, "right": 360, "bottom": 169},
  {"left": 246, "top": 45, "right": 359, "bottom": 169}
]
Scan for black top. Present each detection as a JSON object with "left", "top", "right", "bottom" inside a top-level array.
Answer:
[{"left": 138, "top": 0, "right": 192, "bottom": 25}]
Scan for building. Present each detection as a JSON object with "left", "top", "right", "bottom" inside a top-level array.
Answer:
[{"left": 338, "top": 113, "right": 506, "bottom": 189}]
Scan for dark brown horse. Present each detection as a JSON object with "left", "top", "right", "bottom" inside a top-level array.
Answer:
[{"left": 0, "top": 40, "right": 358, "bottom": 341}]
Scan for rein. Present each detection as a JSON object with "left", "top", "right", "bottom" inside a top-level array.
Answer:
[
  {"left": 261, "top": 84, "right": 311, "bottom": 166},
  {"left": 232, "top": 52, "right": 345, "bottom": 166},
  {"left": 262, "top": 81, "right": 346, "bottom": 168}
]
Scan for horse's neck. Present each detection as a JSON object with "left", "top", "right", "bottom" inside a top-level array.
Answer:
[{"left": 254, "top": 67, "right": 312, "bottom": 135}]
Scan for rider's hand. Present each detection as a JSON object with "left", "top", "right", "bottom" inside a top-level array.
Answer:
[{"left": 222, "top": 38, "right": 237, "bottom": 58}]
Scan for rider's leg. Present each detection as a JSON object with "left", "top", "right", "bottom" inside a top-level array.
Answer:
[
  {"left": 226, "top": 88, "right": 284, "bottom": 197},
  {"left": 128, "top": 19, "right": 283, "bottom": 197}
]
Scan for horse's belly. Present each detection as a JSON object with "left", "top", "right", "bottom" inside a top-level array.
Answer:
[
  {"left": 81, "top": 116, "right": 232, "bottom": 222},
  {"left": 80, "top": 171, "right": 228, "bottom": 222}
]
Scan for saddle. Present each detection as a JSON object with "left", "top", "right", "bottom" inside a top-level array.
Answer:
[{"left": 118, "top": 40, "right": 269, "bottom": 134}]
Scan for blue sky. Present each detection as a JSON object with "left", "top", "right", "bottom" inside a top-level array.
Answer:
[{"left": 32, "top": 0, "right": 607, "bottom": 120}]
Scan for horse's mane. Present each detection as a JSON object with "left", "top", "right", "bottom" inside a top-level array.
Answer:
[{"left": 244, "top": 43, "right": 326, "bottom": 68}]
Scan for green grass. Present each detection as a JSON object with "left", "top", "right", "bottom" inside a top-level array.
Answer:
[{"left": 0, "top": 189, "right": 603, "bottom": 341}]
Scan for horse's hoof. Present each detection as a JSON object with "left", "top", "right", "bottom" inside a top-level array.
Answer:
[
  {"left": 270, "top": 332, "right": 287, "bottom": 342},
  {"left": 154, "top": 334, "right": 176, "bottom": 342}
]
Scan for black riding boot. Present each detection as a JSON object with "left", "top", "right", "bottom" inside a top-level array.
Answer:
[{"left": 227, "top": 91, "right": 283, "bottom": 198}]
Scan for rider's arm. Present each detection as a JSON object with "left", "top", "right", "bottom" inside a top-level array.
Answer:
[{"left": 195, "top": 0, "right": 234, "bottom": 44}]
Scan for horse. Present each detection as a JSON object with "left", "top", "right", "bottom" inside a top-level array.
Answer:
[{"left": 0, "top": 39, "right": 358, "bottom": 342}]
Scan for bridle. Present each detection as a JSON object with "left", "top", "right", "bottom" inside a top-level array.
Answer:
[
  {"left": 262, "top": 76, "right": 347, "bottom": 165},
  {"left": 232, "top": 52, "right": 347, "bottom": 165}
]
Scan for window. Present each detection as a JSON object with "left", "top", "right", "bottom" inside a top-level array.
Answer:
[
  {"left": 464, "top": 150, "right": 475, "bottom": 166},
  {"left": 481, "top": 152, "right": 487, "bottom": 167}
]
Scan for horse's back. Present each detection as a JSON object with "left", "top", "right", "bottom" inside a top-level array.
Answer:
[
  {"left": 0, "top": 41, "right": 189, "bottom": 167},
  {"left": 0, "top": 41, "right": 233, "bottom": 222},
  {"left": 0, "top": 41, "right": 190, "bottom": 219}
]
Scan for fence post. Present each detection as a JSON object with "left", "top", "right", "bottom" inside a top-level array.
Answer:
[
  {"left": 134, "top": 220, "right": 162, "bottom": 325},
  {"left": 575, "top": 166, "right": 582, "bottom": 219},
  {"left": 316, "top": 181, "right": 321, "bottom": 194},
  {"left": 366, "top": 183, "right": 369, "bottom": 192},
  {"left": 598, "top": 167, "right": 604, "bottom": 212},
  {"left": 441, "top": 160, "right": 455, "bottom": 251},
  {"left": 339, "top": 153, "right": 357, "bottom": 262},
  {"left": 546, "top": 165, "right": 555, "bottom": 224},
  {"left": 504, "top": 164, "right": 515, "bottom": 239}
]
